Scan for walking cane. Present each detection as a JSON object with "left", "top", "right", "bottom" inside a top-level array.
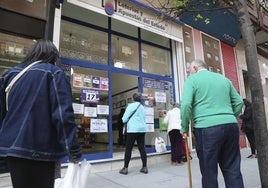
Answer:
[{"left": 185, "top": 137, "right": 193, "bottom": 188}]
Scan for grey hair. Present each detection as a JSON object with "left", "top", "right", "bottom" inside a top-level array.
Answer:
[
  {"left": 191, "top": 59, "right": 207, "bottom": 69},
  {"left": 173, "top": 103, "right": 180, "bottom": 108}
]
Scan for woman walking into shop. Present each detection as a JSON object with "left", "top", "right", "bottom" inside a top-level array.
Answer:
[
  {"left": 119, "top": 92, "right": 148, "bottom": 175},
  {"left": 0, "top": 39, "right": 81, "bottom": 188}
]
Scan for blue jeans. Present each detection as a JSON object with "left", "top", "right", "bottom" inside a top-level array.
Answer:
[{"left": 194, "top": 123, "right": 244, "bottom": 188}]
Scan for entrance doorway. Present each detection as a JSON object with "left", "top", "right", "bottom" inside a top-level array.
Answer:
[{"left": 112, "top": 72, "right": 139, "bottom": 152}]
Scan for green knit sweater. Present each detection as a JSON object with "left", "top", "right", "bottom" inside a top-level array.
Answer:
[{"left": 180, "top": 69, "right": 243, "bottom": 133}]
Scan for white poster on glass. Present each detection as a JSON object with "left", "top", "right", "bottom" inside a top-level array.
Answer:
[
  {"left": 84, "top": 107, "right": 97, "bottom": 117},
  {"left": 146, "top": 124, "right": 154, "bottom": 132},
  {"left": 72, "top": 103, "right": 84, "bottom": 114},
  {"left": 97, "top": 105, "right": 109, "bottom": 115},
  {"left": 90, "top": 119, "right": 108, "bottom": 133},
  {"left": 155, "top": 91, "right": 167, "bottom": 103}
]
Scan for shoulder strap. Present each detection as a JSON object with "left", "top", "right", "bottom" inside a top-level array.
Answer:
[{"left": 5, "top": 60, "right": 42, "bottom": 111}]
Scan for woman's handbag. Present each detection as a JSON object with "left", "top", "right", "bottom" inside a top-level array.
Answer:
[{"left": 54, "top": 159, "right": 91, "bottom": 188}]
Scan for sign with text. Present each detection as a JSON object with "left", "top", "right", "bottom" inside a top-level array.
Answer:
[
  {"left": 81, "top": 89, "right": 100, "bottom": 103},
  {"left": 90, "top": 119, "right": 108, "bottom": 133}
]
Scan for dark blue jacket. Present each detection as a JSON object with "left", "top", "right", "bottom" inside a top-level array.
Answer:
[{"left": 0, "top": 62, "right": 81, "bottom": 161}]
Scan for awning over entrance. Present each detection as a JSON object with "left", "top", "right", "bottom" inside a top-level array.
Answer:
[{"left": 180, "top": 3, "right": 241, "bottom": 47}]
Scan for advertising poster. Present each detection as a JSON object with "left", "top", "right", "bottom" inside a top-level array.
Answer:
[
  {"left": 92, "top": 76, "right": 100, "bottom": 89},
  {"left": 72, "top": 73, "right": 84, "bottom": 87},
  {"left": 83, "top": 75, "right": 92, "bottom": 88},
  {"left": 100, "top": 77, "right": 109, "bottom": 90}
]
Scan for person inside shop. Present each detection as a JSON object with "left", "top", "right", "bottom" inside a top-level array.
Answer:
[
  {"left": 240, "top": 99, "right": 257, "bottom": 158},
  {"left": 163, "top": 103, "right": 184, "bottom": 165},
  {"left": 119, "top": 93, "right": 148, "bottom": 175},
  {"left": 81, "top": 115, "right": 91, "bottom": 148},
  {"left": 0, "top": 39, "right": 81, "bottom": 188},
  {"left": 117, "top": 108, "right": 126, "bottom": 146},
  {"left": 180, "top": 59, "right": 244, "bottom": 188}
]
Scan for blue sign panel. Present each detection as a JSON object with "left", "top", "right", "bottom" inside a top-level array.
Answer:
[{"left": 180, "top": 3, "right": 241, "bottom": 46}]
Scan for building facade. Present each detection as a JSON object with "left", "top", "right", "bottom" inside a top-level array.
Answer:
[{"left": 1, "top": 0, "right": 266, "bottom": 161}]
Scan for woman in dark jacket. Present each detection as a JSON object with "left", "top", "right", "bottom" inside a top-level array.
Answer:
[
  {"left": 240, "top": 99, "right": 257, "bottom": 158},
  {"left": 0, "top": 39, "right": 81, "bottom": 188}
]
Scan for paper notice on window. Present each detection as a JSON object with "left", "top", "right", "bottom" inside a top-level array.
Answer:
[
  {"left": 146, "top": 124, "right": 154, "bottom": 132},
  {"left": 145, "top": 107, "right": 154, "bottom": 115},
  {"left": 97, "top": 105, "right": 109, "bottom": 115},
  {"left": 145, "top": 115, "right": 154, "bottom": 124},
  {"left": 72, "top": 103, "right": 84, "bottom": 114},
  {"left": 90, "top": 119, "right": 108, "bottom": 133},
  {"left": 84, "top": 107, "right": 97, "bottom": 117},
  {"left": 155, "top": 91, "right": 166, "bottom": 103}
]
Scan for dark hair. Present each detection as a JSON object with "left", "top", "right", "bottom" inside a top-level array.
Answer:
[
  {"left": 243, "top": 99, "right": 251, "bottom": 106},
  {"left": 23, "top": 39, "right": 59, "bottom": 65},
  {"left": 133, "top": 93, "right": 142, "bottom": 102}
]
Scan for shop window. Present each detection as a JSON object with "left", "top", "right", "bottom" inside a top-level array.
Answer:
[
  {"left": 111, "top": 18, "right": 138, "bottom": 38},
  {"left": 68, "top": 65, "right": 109, "bottom": 154},
  {"left": 141, "top": 43, "right": 171, "bottom": 77},
  {"left": 142, "top": 78, "right": 174, "bottom": 148},
  {"left": 112, "top": 35, "right": 139, "bottom": 71},
  {"left": 60, "top": 20, "right": 108, "bottom": 64},
  {"left": 141, "top": 29, "right": 170, "bottom": 48},
  {"left": 0, "top": 32, "right": 35, "bottom": 75},
  {"left": 62, "top": 2, "right": 108, "bottom": 29}
]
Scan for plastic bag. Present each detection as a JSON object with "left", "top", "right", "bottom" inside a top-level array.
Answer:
[
  {"left": 54, "top": 159, "right": 91, "bottom": 188},
  {"left": 155, "top": 137, "right": 167, "bottom": 153}
]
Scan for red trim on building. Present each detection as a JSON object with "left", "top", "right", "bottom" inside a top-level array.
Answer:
[
  {"left": 221, "top": 42, "right": 240, "bottom": 92},
  {"left": 221, "top": 42, "right": 247, "bottom": 148}
]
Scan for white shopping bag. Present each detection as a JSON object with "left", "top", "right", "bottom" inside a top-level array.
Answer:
[
  {"left": 155, "top": 137, "right": 167, "bottom": 153},
  {"left": 54, "top": 159, "right": 91, "bottom": 188}
]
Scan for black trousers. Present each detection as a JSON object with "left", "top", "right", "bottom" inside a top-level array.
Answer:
[
  {"left": 6, "top": 157, "right": 55, "bottom": 188},
  {"left": 124, "top": 133, "right": 147, "bottom": 168},
  {"left": 245, "top": 130, "right": 256, "bottom": 155}
]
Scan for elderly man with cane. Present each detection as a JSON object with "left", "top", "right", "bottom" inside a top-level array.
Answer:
[{"left": 180, "top": 59, "right": 244, "bottom": 188}]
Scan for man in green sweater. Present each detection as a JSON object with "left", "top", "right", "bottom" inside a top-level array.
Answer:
[{"left": 180, "top": 59, "right": 244, "bottom": 188}]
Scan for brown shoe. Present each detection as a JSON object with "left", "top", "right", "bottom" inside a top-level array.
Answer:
[
  {"left": 140, "top": 167, "right": 148, "bottom": 174},
  {"left": 119, "top": 167, "right": 128, "bottom": 175}
]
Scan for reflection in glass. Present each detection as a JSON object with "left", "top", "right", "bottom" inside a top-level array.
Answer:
[
  {"left": 0, "top": 32, "right": 35, "bottom": 75},
  {"left": 112, "top": 35, "right": 139, "bottom": 71},
  {"left": 142, "top": 44, "right": 171, "bottom": 77},
  {"left": 60, "top": 21, "right": 108, "bottom": 64}
]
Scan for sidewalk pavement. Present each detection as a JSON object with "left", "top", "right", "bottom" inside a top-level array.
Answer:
[
  {"left": 86, "top": 148, "right": 260, "bottom": 188},
  {"left": 0, "top": 148, "right": 261, "bottom": 188}
]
